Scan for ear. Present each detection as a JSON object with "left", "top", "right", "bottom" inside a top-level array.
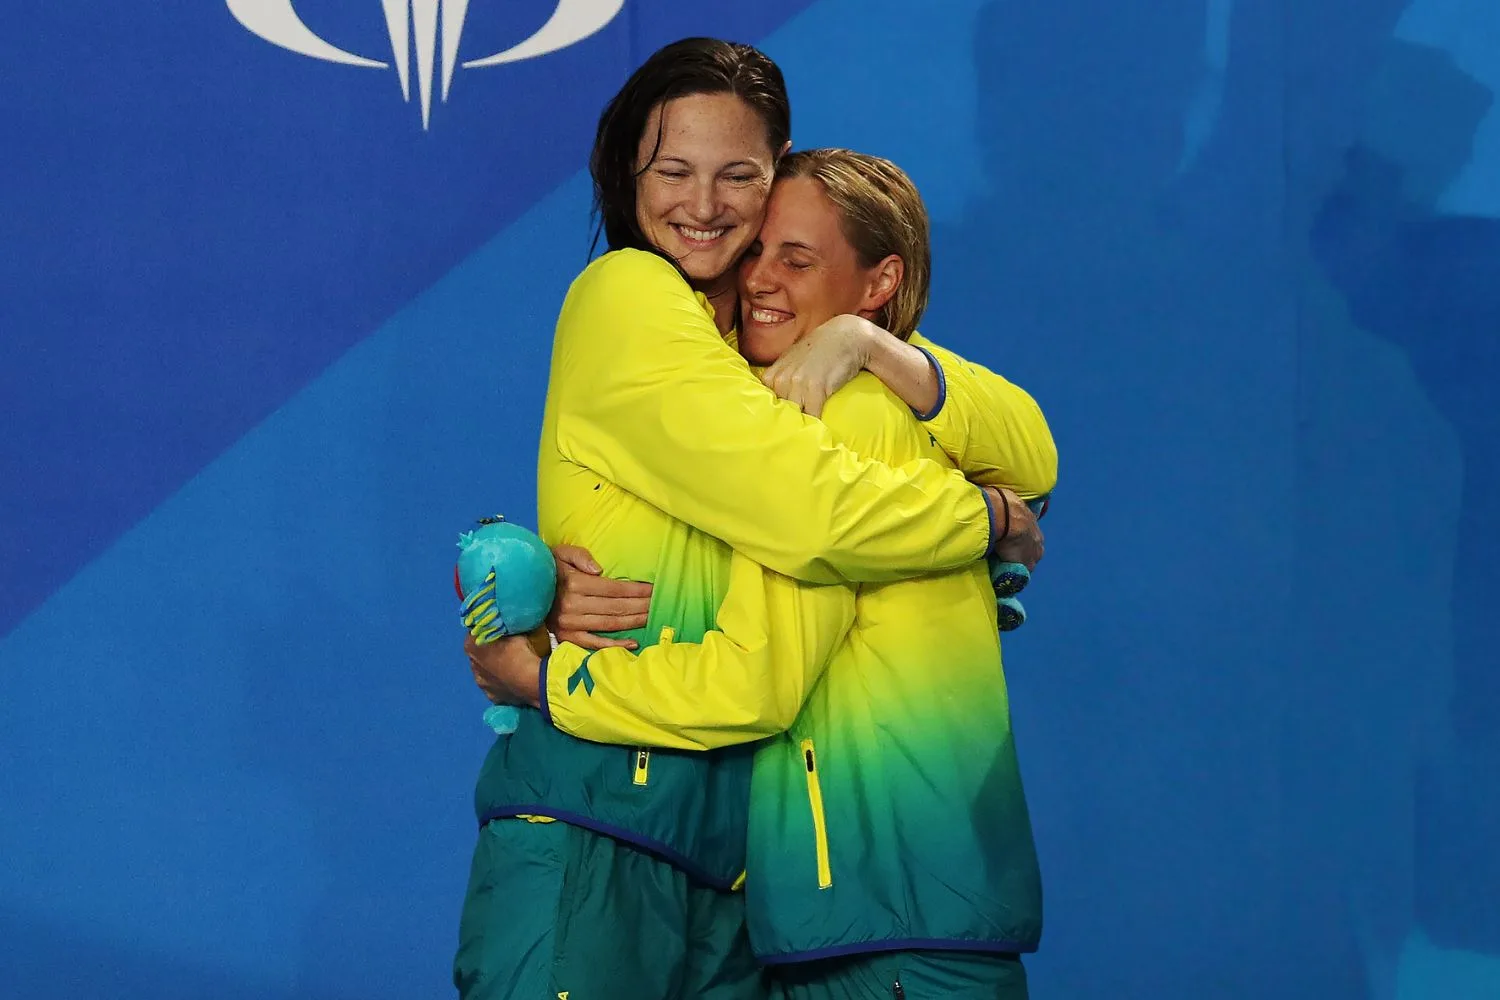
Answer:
[
  {"left": 858, "top": 255, "right": 904, "bottom": 319},
  {"left": 779, "top": 139, "right": 793, "bottom": 159}
]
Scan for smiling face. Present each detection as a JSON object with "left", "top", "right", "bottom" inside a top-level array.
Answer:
[
  {"left": 633, "top": 92, "right": 778, "bottom": 290},
  {"left": 737, "top": 175, "right": 903, "bottom": 365}
]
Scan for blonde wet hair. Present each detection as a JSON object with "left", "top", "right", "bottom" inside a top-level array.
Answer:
[{"left": 776, "top": 148, "right": 932, "bottom": 339}]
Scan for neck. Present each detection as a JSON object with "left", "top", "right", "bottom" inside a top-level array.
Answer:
[{"left": 695, "top": 276, "right": 738, "bottom": 336}]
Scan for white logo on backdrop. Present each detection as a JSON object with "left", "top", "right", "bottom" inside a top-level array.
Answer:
[{"left": 226, "top": 1, "right": 625, "bottom": 129}]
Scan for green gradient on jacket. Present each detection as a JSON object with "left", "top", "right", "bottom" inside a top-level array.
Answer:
[{"left": 746, "top": 375, "right": 1042, "bottom": 960}]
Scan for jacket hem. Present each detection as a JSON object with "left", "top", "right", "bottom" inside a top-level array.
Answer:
[{"left": 756, "top": 937, "right": 1038, "bottom": 966}]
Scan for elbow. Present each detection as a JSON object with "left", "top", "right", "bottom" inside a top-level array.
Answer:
[
  {"left": 756, "top": 692, "right": 805, "bottom": 737},
  {"left": 682, "top": 689, "right": 800, "bottom": 747},
  {"left": 1026, "top": 443, "right": 1060, "bottom": 500},
  {"left": 717, "top": 692, "right": 800, "bottom": 742},
  {"left": 1014, "top": 413, "right": 1059, "bottom": 499},
  {"left": 761, "top": 519, "right": 846, "bottom": 585},
  {"left": 992, "top": 445, "right": 1058, "bottom": 502},
  {"left": 687, "top": 715, "right": 789, "bottom": 751},
  {"left": 1008, "top": 389, "right": 1059, "bottom": 497},
  {"left": 725, "top": 705, "right": 796, "bottom": 742}
]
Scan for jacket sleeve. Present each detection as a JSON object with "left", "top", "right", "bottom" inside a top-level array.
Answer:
[
  {"left": 540, "top": 552, "right": 856, "bottom": 751},
  {"left": 548, "top": 251, "right": 998, "bottom": 584},
  {"left": 906, "top": 333, "right": 1059, "bottom": 500}
]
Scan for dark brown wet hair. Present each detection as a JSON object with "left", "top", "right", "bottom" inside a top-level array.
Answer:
[{"left": 590, "top": 37, "right": 791, "bottom": 255}]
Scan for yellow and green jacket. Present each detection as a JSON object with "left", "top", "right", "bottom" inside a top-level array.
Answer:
[
  {"left": 475, "top": 248, "right": 1056, "bottom": 891},
  {"left": 544, "top": 371, "right": 1046, "bottom": 958}
]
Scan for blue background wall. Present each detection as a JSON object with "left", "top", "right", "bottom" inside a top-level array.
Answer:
[{"left": 2, "top": 1, "right": 1496, "bottom": 997}]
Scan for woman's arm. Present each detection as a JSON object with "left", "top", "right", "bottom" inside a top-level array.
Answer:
[
  {"left": 758, "top": 315, "right": 1058, "bottom": 500},
  {"left": 467, "top": 552, "right": 856, "bottom": 751},
  {"left": 905, "top": 333, "right": 1058, "bottom": 499},
  {"left": 549, "top": 250, "right": 1004, "bottom": 585}
]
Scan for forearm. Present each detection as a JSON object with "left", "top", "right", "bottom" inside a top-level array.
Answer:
[
  {"left": 544, "top": 637, "right": 806, "bottom": 751},
  {"left": 542, "top": 556, "right": 855, "bottom": 750},
  {"left": 863, "top": 329, "right": 942, "bottom": 418}
]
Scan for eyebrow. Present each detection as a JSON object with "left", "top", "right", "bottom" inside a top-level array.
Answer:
[{"left": 775, "top": 239, "right": 820, "bottom": 255}]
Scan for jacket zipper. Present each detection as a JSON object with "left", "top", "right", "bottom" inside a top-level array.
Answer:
[{"left": 800, "top": 738, "right": 832, "bottom": 889}]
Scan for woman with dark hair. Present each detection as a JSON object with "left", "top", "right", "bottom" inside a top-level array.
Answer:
[{"left": 456, "top": 38, "right": 1056, "bottom": 1000}]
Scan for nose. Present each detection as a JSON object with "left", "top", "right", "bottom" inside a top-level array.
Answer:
[
  {"left": 685, "top": 176, "right": 719, "bottom": 223},
  {"left": 742, "top": 251, "right": 777, "bottom": 296}
]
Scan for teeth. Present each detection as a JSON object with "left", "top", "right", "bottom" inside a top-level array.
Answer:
[
  {"left": 750, "top": 309, "right": 788, "bottom": 323},
  {"left": 677, "top": 225, "right": 728, "bottom": 242}
]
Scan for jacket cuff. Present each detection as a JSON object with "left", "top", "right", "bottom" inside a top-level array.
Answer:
[
  {"left": 980, "top": 485, "right": 1011, "bottom": 556},
  {"left": 538, "top": 654, "right": 553, "bottom": 726}
]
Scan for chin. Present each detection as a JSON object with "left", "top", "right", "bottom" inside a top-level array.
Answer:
[
  {"left": 678, "top": 252, "right": 734, "bottom": 282},
  {"left": 659, "top": 232, "right": 749, "bottom": 283},
  {"left": 740, "top": 330, "right": 796, "bottom": 366}
]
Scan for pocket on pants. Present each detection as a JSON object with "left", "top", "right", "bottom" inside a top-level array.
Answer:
[
  {"left": 550, "top": 824, "right": 693, "bottom": 1000},
  {"left": 453, "top": 820, "right": 567, "bottom": 1000}
]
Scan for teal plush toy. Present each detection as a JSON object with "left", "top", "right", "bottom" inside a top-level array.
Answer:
[
  {"left": 453, "top": 515, "right": 556, "bottom": 735},
  {"left": 987, "top": 496, "right": 1051, "bottom": 632}
]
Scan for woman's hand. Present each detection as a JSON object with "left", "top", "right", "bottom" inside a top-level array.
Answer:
[
  {"left": 548, "top": 545, "right": 652, "bottom": 650},
  {"left": 465, "top": 630, "right": 548, "bottom": 707},
  {"left": 760, "top": 314, "right": 877, "bottom": 417},
  {"left": 987, "top": 486, "right": 1045, "bottom": 571}
]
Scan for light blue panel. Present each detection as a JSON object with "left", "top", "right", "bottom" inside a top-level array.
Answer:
[
  {"left": 1396, "top": 0, "right": 1500, "bottom": 216},
  {"left": 1397, "top": 932, "right": 1500, "bottom": 1000}
]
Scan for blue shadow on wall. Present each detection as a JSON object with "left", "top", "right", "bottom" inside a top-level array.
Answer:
[
  {"left": 935, "top": 2, "right": 1364, "bottom": 996},
  {"left": 1311, "top": 35, "right": 1500, "bottom": 970},
  {"left": 928, "top": 2, "right": 1500, "bottom": 998}
]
